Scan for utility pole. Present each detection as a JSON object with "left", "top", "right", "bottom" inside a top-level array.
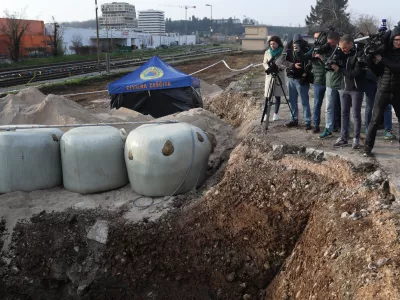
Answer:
[
  {"left": 205, "top": 4, "right": 213, "bottom": 40},
  {"left": 183, "top": 6, "right": 196, "bottom": 46},
  {"left": 95, "top": 0, "right": 101, "bottom": 74}
]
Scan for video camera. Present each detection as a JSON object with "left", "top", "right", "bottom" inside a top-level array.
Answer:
[
  {"left": 265, "top": 57, "right": 279, "bottom": 75},
  {"left": 313, "top": 27, "right": 335, "bottom": 55},
  {"left": 325, "top": 46, "right": 344, "bottom": 71},
  {"left": 357, "top": 19, "right": 391, "bottom": 65}
]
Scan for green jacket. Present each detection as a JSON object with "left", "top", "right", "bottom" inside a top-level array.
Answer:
[
  {"left": 326, "top": 70, "right": 342, "bottom": 89},
  {"left": 312, "top": 59, "right": 326, "bottom": 86}
]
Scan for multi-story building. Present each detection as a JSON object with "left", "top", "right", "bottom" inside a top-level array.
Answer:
[
  {"left": 138, "top": 10, "right": 165, "bottom": 35},
  {"left": 99, "top": 2, "right": 137, "bottom": 29}
]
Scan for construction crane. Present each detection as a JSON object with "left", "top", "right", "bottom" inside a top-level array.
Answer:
[{"left": 160, "top": 4, "right": 196, "bottom": 45}]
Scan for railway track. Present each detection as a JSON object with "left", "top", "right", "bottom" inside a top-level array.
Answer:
[{"left": 0, "top": 47, "right": 236, "bottom": 88}]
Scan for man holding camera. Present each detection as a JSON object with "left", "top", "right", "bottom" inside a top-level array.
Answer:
[
  {"left": 308, "top": 31, "right": 327, "bottom": 134},
  {"left": 365, "top": 28, "right": 400, "bottom": 155},
  {"left": 317, "top": 31, "right": 343, "bottom": 139},
  {"left": 282, "top": 34, "right": 312, "bottom": 130},
  {"left": 331, "top": 35, "right": 366, "bottom": 149}
]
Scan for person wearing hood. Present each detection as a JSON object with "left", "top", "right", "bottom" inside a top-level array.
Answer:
[
  {"left": 365, "top": 27, "right": 400, "bottom": 155},
  {"left": 262, "top": 36, "right": 287, "bottom": 121},
  {"left": 281, "top": 33, "right": 312, "bottom": 130},
  {"left": 330, "top": 34, "right": 366, "bottom": 149}
]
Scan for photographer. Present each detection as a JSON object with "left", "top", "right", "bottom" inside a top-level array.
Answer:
[
  {"left": 364, "top": 68, "right": 393, "bottom": 139},
  {"left": 262, "top": 36, "right": 287, "bottom": 121},
  {"left": 307, "top": 31, "right": 327, "bottom": 134},
  {"left": 331, "top": 34, "right": 366, "bottom": 149},
  {"left": 317, "top": 31, "right": 344, "bottom": 139},
  {"left": 281, "top": 33, "right": 312, "bottom": 129},
  {"left": 365, "top": 28, "right": 400, "bottom": 155}
]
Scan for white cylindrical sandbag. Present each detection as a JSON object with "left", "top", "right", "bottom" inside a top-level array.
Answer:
[
  {"left": 0, "top": 128, "right": 64, "bottom": 193},
  {"left": 125, "top": 123, "right": 211, "bottom": 197},
  {"left": 61, "top": 126, "right": 128, "bottom": 194}
]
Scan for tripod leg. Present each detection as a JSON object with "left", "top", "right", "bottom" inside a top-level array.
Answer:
[
  {"left": 261, "top": 77, "right": 276, "bottom": 131},
  {"left": 265, "top": 97, "right": 273, "bottom": 130}
]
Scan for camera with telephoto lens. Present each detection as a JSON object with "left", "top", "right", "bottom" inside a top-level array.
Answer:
[
  {"left": 357, "top": 19, "right": 391, "bottom": 65},
  {"left": 325, "top": 47, "right": 343, "bottom": 71},
  {"left": 313, "top": 27, "right": 335, "bottom": 55},
  {"left": 265, "top": 58, "right": 279, "bottom": 75}
]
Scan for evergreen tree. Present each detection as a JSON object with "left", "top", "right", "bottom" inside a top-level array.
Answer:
[{"left": 305, "top": 0, "right": 354, "bottom": 34}]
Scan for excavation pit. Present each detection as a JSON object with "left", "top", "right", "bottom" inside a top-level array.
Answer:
[{"left": 1, "top": 136, "right": 398, "bottom": 300}]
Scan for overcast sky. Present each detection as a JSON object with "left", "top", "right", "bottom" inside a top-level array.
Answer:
[{"left": 2, "top": 0, "right": 400, "bottom": 27}]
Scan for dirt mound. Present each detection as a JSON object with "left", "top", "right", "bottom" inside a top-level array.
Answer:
[
  {"left": 0, "top": 89, "right": 101, "bottom": 126},
  {"left": 2, "top": 137, "right": 393, "bottom": 300}
]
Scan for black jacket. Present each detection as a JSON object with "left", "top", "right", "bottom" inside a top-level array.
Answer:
[
  {"left": 369, "top": 28, "right": 400, "bottom": 94},
  {"left": 282, "top": 39, "right": 311, "bottom": 80},
  {"left": 338, "top": 50, "right": 366, "bottom": 92},
  {"left": 369, "top": 48, "right": 400, "bottom": 93}
]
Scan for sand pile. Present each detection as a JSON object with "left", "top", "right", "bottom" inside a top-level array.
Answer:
[
  {"left": 0, "top": 88, "right": 149, "bottom": 126},
  {"left": 0, "top": 88, "right": 100, "bottom": 125}
]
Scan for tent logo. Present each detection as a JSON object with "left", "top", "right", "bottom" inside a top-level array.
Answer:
[{"left": 140, "top": 67, "right": 164, "bottom": 80}]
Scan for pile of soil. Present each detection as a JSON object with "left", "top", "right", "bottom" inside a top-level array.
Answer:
[
  {"left": 0, "top": 88, "right": 146, "bottom": 126},
  {"left": 2, "top": 135, "right": 395, "bottom": 299}
]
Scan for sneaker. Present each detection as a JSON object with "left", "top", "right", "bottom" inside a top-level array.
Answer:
[
  {"left": 285, "top": 120, "right": 298, "bottom": 128},
  {"left": 352, "top": 138, "right": 361, "bottom": 149},
  {"left": 305, "top": 124, "right": 312, "bottom": 130},
  {"left": 364, "top": 145, "right": 372, "bottom": 156},
  {"left": 273, "top": 113, "right": 279, "bottom": 121},
  {"left": 384, "top": 130, "right": 394, "bottom": 140},
  {"left": 312, "top": 127, "right": 320, "bottom": 134},
  {"left": 333, "top": 138, "right": 348, "bottom": 147},
  {"left": 319, "top": 129, "right": 332, "bottom": 139}
]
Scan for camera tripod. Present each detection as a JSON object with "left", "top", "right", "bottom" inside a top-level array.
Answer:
[{"left": 261, "top": 73, "right": 295, "bottom": 130}]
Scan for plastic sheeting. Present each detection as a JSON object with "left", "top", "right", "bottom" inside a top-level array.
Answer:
[
  {"left": 0, "top": 127, "right": 64, "bottom": 193},
  {"left": 61, "top": 126, "right": 128, "bottom": 194},
  {"left": 125, "top": 123, "right": 211, "bottom": 197}
]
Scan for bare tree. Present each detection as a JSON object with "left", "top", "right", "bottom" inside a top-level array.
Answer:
[
  {"left": 386, "top": 17, "right": 395, "bottom": 30},
  {"left": 48, "top": 17, "right": 64, "bottom": 56},
  {"left": 0, "top": 10, "right": 30, "bottom": 62},
  {"left": 353, "top": 14, "right": 379, "bottom": 35},
  {"left": 71, "top": 34, "right": 83, "bottom": 48}
]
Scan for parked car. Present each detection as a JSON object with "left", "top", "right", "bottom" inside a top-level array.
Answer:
[
  {"left": 146, "top": 45, "right": 156, "bottom": 50},
  {"left": 156, "top": 44, "right": 169, "bottom": 49}
]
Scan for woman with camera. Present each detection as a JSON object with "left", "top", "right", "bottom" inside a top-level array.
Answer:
[{"left": 262, "top": 36, "right": 287, "bottom": 121}]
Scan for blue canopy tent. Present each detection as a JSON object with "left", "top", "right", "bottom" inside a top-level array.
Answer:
[{"left": 108, "top": 56, "right": 203, "bottom": 118}]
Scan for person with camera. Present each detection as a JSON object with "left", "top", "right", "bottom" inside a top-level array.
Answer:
[
  {"left": 306, "top": 31, "right": 328, "bottom": 134},
  {"left": 365, "top": 28, "right": 400, "bottom": 155},
  {"left": 262, "top": 36, "right": 287, "bottom": 121},
  {"left": 281, "top": 33, "right": 312, "bottom": 129},
  {"left": 316, "top": 31, "right": 343, "bottom": 139},
  {"left": 364, "top": 68, "right": 394, "bottom": 139},
  {"left": 330, "top": 34, "right": 366, "bottom": 149}
]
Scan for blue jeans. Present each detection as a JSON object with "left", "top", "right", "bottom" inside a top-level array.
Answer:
[
  {"left": 325, "top": 87, "right": 340, "bottom": 132},
  {"left": 288, "top": 78, "right": 311, "bottom": 125},
  {"left": 313, "top": 84, "right": 326, "bottom": 128},
  {"left": 364, "top": 81, "right": 392, "bottom": 131}
]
